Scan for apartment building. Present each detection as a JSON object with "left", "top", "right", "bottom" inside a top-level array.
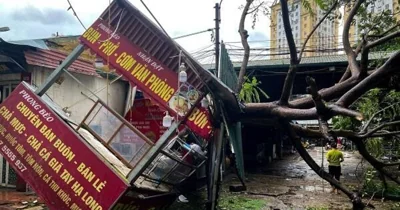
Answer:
[{"left": 270, "top": 0, "right": 339, "bottom": 59}]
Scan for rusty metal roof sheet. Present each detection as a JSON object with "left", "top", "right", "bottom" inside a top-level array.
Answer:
[
  {"left": 24, "top": 48, "right": 101, "bottom": 77},
  {"left": 98, "top": 0, "right": 241, "bottom": 116}
]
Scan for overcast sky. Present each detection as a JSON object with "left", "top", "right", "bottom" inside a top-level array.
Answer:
[{"left": 0, "top": 0, "right": 271, "bottom": 62}]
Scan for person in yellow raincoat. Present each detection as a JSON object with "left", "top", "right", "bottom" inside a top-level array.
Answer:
[{"left": 326, "top": 142, "right": 344, "bottom": 194}]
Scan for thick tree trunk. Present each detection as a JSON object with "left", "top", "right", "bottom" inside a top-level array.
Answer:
[{"left": 236, "top": 0, "right": 253, "bottom": 94}]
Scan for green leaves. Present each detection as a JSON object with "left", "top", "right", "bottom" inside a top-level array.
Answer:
[
  {"left": 332, "top": 115, "right": 360, "bottom": 130},
  {"left": 239, "top": 76, "right": 269, "bottom": 103},
  {"left": 333, "top": 88, "right": 400, "bottom": 134},
  {"left": 356, "top": 0, "right": 399, "bottom": 42},
  {"left": 313, "top": 0, "right": 330, "bottom": 10},
  {"left": 333, "top": 88, "right": 400, "bottom": 160},
  {"left": 302, "top": 0, "right": 315, "bottom": 16},
  {"left": 366, "top": 138, "right": 385, "bottom": 158},
  {"left": 301, "top": 0, "right": 336, "bottom": 16}
]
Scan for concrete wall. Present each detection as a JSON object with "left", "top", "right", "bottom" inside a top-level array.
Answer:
[{"left": 30, "top": 66, "right": 128, "bottom": 123}]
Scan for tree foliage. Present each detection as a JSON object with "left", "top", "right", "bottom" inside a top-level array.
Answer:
[
  {"left": 239, "top": 76, "right": 269, "bottom": 103},
  {"left": 333, "top": 88, "right": 400, "bottom": 157}
]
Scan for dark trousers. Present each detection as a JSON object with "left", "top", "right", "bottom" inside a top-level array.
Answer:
[{"left": 328, "top": 165, "right": 341, "bottom": 182}]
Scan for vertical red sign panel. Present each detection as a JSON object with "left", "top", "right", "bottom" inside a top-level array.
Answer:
[
  {"left": 0, "top": 83, "right": 128, "bottom": 210},
  {"left": 79, "top": 19, "right": 212, "bottom": 139}
]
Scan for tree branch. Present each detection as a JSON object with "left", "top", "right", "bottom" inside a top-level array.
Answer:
[
  {"left": 292, "top": 125, "right": 400, "bottom": 185},
  {"left": 236, "top": 0, "right": 254, "bottom": 94},
  {"left": 339, "top": 43, "right": 363, "bottom": 83},
  {"left": 305, "top": 76, "right": 335, "bottom": 141},
  {"left": 381, "top": 161, "right": 400, "bottom": 167},
  {"left": 292, "top": 123, "right": 400, "bottom": 140},
  {"left": 375, "top": 23, "right": 400, "bottom": 37},
  {"left": 360, "top": 120, "right": 400, "bottom": 138},
  {"left": 361, "top": 101, "right": 400, "bottom": 132},
  {"left": 289, "top": 77, "right": 360, "bottom": 109},
  {"left": 370, "top": 131, "right": 400, "bottom": 137},
  {"left": 337, "top": 51, "right": 400, "bottom": 107},
  {"left": 351, "top": 138, "right": 400, "bottom": 185},
  {"left": 360, "top": 38, "right": 369, "bottom": 77},
  {"left": 298, "top": 1, "right": 338, "bottom": 61},
  {"left": 291, "top": 124, "right": 360, "bottom": 139},
  {"left": 247, "top": 1, "right": 264, "bottom": 14},
  {"left": 365, "top": 30, "right": 400, "bottom": 50},
  {"left": 244, "top": 102, "right": 362, "bottom": 120},
  {"left": 340, "top": 20, "right": 398, "bottom": 83},
  {"left": 306, "top": 76, "right": 329, "bottom": 114},
  {"left": 330, "top": 105, "right": 364, "bottom": 121},
  {"left": 278, "top": 0, "right": 299, "bottom": 105},
  {"left": 342, "top": 0, "right": 365, "bottom": 78},
  {"left": 279, "top": 0, "right": 297, "bottom": 63}
]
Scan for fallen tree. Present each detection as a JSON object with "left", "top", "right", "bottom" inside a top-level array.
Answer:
[{"left": 235, "top": 0, "right": 400, "bottom": 209}]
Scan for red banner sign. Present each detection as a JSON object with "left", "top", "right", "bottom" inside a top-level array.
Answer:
[
  {"left": 124, "top": 99, "right": 166, "bottom": 142},
  {"left": 79, "top": 19, "right": 212, "bottom": 139},
  {"left": 0, "top": 83, "right": 128, "bottom": 210}
]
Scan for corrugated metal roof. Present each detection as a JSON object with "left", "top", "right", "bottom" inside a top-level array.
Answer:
[
  {"left": 8, "top": 39, "right": 50, "bottom": 50},
  {"left": 24, "top": 48, "right": 101, "bottom": 77},
  {"left": 202, "top": 51, "right": 396, "bottom": 69}
]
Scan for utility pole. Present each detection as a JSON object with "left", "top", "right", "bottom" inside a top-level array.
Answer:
[
  {"left": 214, "top": 3, "right": 221, "bottom": 78},
  {"left": 206, "top": 5, "right": 222, "bottom": 210}
]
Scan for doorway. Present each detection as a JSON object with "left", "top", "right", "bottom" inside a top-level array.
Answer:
[{"left": 0, "top": 82, "right": 18, "bottom": 187}]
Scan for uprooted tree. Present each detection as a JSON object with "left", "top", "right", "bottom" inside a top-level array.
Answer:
[{"left": 235, "top": 0, "right": 400, "bottom": 209}]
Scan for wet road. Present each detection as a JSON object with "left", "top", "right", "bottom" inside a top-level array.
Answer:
[
  {"left": 0, "top": 147, "right": 395, "bottom": 209},
  {"left": 223, "top": 147, "right": 396, "bottom": 210}
]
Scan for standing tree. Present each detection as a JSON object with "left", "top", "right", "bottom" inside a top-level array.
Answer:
[{"left": 236, "top": 0, "right": 400, "bottom": 209}]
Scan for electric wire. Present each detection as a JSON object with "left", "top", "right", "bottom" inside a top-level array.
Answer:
[{"left": 66, "top": 0, "right": 87, "bottom": 30}]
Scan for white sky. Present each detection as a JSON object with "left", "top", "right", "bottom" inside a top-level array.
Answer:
[{"left": 0, "top": 0, "right": 271, "bottom": 62}]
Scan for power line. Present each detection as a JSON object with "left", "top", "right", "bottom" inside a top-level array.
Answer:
[
  {"left": 173, "top": 28, "right": 215, "bottom": 40},
  {"left": 66, "top": 0, "right": 87, "bottom": 30}
]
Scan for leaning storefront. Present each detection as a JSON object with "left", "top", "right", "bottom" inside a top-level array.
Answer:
[{"left": 0, "top": 0, "right": 241, "bottom": 209}]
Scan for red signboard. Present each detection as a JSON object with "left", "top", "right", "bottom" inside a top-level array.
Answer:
[
  {"left": 0, "top": 83, "right": 128, "bottom": 210},
  {"left": 124, "top": 99, "right": 166, "bottom": 142},
  {"left": 185, "top": 106, "right": 212, "bottom": 139},
  {"left": 79, "top": 19, "right": 212, "bottom": 139}
]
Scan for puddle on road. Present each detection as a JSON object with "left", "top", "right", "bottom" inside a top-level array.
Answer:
[{"left": 299, "top": 185, "right": 331, "bottom": 193}]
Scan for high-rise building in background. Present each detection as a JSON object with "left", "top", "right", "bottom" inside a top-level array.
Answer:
[
  {"left": 344, "top": 0, "right": 400, "bottom": 46},
  {"left": 270, "top": 0, "right": 339, "bottom": 59}
]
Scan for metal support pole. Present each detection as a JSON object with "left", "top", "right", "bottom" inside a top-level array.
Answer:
[
  {"left": 207, "top": 123, "right": 225, "bottom": 210},
  {"left": 214, "top": 3, "right": 221, "bottom": 78},
  {"left": 127, "top": 122, "right": 179, "bottom": 182},
  {"left": 35, "top": 44, "right": 85, "bottom": 96}
]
